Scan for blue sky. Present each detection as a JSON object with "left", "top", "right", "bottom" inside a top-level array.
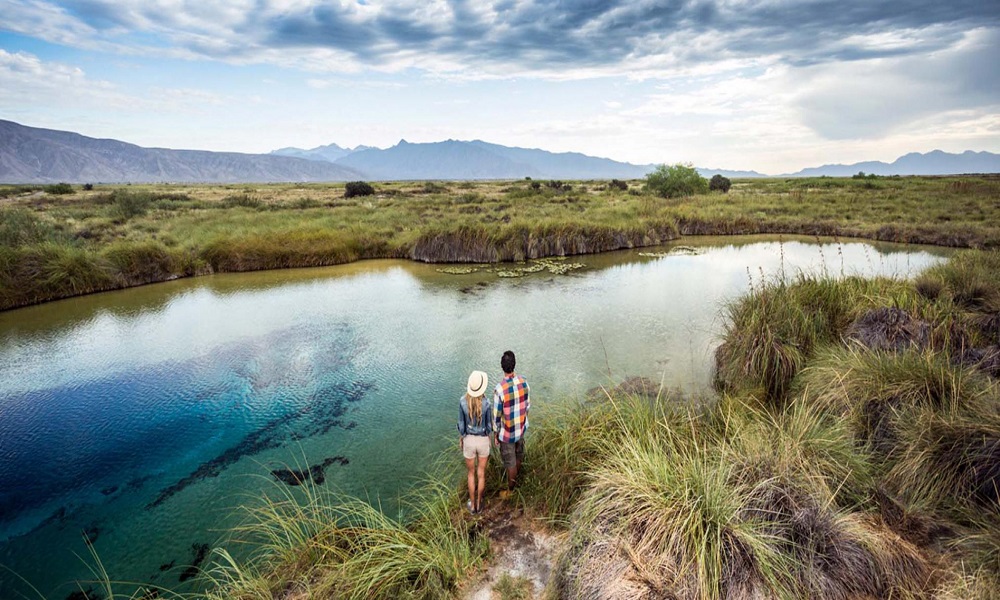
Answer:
[{"left": 1, "top": 0, "right": 997, "bottom": 174}]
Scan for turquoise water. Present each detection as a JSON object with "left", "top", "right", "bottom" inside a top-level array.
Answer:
[{"left": 0, "top": 237, "right": 949, "bottom": 597}]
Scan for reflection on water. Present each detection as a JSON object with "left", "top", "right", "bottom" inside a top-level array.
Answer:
[{"left": 0, "top": 236, "right": 949, "bottom": 596}]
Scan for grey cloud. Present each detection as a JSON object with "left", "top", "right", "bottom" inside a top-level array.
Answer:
[
  {"left": 794, "top": 28, "right": 1000, "bottom": 139},
  {"left": 6, "top": 0, "right": 1000, "bottom": 73}
]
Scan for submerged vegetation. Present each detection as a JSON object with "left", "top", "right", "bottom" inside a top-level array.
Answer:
[{"left": 0, "top": 175, "right": 998, "bottom": 310}]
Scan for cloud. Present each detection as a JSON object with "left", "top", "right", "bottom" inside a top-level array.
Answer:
[
  {"left": 0, "top": 48, "right": 130, "bottom": 107},
  {"left": 2, "top": 0, "right": 996, "bottom": 78},
  {"left": 792, "top": 27, "right": 1000, "bottom": 139},
  {"left": 0, "top": 49, "right": 233, "bottom": 115}
]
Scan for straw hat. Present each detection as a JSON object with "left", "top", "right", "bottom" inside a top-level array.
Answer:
[{"left": 467, "top": 370, "right": 489, "bottom": 397}]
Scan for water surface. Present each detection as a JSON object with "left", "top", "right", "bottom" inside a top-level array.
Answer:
[{"left": 0, "top": 236, "right": 949, "bottom": 596}]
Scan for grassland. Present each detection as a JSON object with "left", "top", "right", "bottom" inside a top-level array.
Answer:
[{"left": 1, "top": 175, "right": 998, "bottom": 311}]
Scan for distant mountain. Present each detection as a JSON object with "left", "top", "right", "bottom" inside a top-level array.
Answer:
[
  {"left": 334, "top": 139, "right": 545, "bottom": 180},
  {"left": 0, "top": 120, "right": 364, "bottom": 184},
  {"left": 305, "top": 138, "right": 762, "bottom": 180},
  {"left": 331, "top": 139, "right": 650, "bottom": 180},
  {"left": 271, "top": 142, "right": 372, "bottom": 162},
  {"left": 696, "top": 167, "right": 767, "bottom": 179},
  {"left": 784, "top": 150, "right": 1000, "bottom": 177}
]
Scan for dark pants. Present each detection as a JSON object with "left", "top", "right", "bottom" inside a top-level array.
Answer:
[{"left": 500, "top": 438, "right": 525, "bottom": 469}]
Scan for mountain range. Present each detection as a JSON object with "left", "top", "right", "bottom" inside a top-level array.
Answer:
[
  {"left": 271, "top": 139, "right": 763, "bottom": 180},
  {"left": 781, "top": 150, "right": 1000, "bottom": 177},
  {"left": 1, "top": 119, "right": 997, "bottom": 184},
  {"left": 0, "top": 120, "right": 363, "bottom": 184}
]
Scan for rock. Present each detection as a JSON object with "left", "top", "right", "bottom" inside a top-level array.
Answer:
[
  {"left": 271, "top": 456, "right": 350, "bottom": 487},
  {"left": 845, "top": 308, "right": 930, "bottom": 352},
  {"left": 178, "top": 543, "right": 210, "bottom": 582},
  {"left": 957, "top": 346, "right": 1000, "bottom": 377}
]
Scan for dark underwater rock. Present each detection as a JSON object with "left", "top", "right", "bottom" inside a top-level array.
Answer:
[
  {"left": 147, "top": 381, "right": 370, "bottom": 509},
  {"left": 178, "top": 542, "right": 210, "bottom": 582},
  {"left": 65, "top": 587, "right": 103, "bottom": 600},
  {"left": 271, "top": 456, "right": 349, "bottom": 487},
  {"left": 82, "top": 524, "right": 100, "bottom": 544}
]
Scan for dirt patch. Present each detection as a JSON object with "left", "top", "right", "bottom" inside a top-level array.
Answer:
[{"left": 463, "top": 503, "right": 562, "bottom": 600}]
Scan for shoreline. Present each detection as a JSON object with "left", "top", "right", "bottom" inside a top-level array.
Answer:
[
  {"left": 0, "top": 224, "right": 975, "bottom": 313},
  {"left": 3, "top": 175, "right": 997, "bottom": 312}
]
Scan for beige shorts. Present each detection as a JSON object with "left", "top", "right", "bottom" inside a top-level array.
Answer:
[{"left": 462, "top": 435, "right": 491, "bottom": 460}]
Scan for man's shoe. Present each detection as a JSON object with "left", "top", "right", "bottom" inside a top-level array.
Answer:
[{"left": 466, "top": 500, "right": 475, "bottom": 514}]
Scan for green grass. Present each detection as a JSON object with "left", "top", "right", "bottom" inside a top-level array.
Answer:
[
  {"left": 201, "top": 473, "right": 488, "bottom": 600},
  {"left": 1, "top": 175, "right": 998, "bottom": 310},
  {"left": 494, "top": 573, "right": 533, "bottom": 600}
]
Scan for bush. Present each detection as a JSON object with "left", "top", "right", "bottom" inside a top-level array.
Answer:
[
  {"left": 43, "top": 183, "right": 74, "bottom": 195},
  {"left": 344, "top": 181, "right": 375, "bottom": 198},
  {"left": 709, "top": 174, "right": 732, "bottom": 193},
  {"left": 608, "top": 179, "right": 628, "bottom": 191},
  {"left": 83, "top": 183, "right": 94, "bottom": 191},
  {"left": 644, "top": 163, "right": 708, "bottom": 198},
  {"left": 221, "top": 193, "right": 262, "bottom": 209},
  {"left": 105, "top": 189, "right": 151, "bottom": 221},
  {"left": 0, "top": 208, "right": 65, "bottom": 248}
]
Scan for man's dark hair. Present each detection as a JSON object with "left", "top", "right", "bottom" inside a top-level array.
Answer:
[{"left": 501, "top": 350, "right": 516, "bottom": 374}]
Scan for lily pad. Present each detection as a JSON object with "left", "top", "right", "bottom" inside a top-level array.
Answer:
[{"left": 437, "top": 266, "right": 479, "bottom": 275}]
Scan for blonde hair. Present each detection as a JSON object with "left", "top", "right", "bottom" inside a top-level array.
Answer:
[{"left": 465, "top": 392, "right": 483, "bottom": 427}]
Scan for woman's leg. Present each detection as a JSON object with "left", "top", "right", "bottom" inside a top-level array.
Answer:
[
  {"left": 475, "top": 455, "right": 488, "bottom": 511},
  {"left": 465, "top": 457, "right": 476, "bottom": 509}
]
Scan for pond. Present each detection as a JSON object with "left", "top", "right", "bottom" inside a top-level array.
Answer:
[{"left": 0, "top": 236, "right": 949, "bottom": 597}]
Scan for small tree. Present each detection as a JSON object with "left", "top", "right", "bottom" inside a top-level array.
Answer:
[
  {"left": 609, "top": 179, "right": 628, "bottom": 191},
  {"left": 644, "top": 164, "right": 708, "bottom": 198},
  {"left": 344, "top": 181, "right": 375, "bottom": 198},
  {"left": 709, "top": 174, "right": 732, "bottom": 193}
]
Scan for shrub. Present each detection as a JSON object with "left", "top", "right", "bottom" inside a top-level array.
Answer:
[
  {"left": 608, "top": 179, "right": 628, "bottom": 191},
  {"left": 103, "top": 240, "right": 176, "bottom": 284},
  {"left": 98, "top": 189, "right": 152, "bottom": 221},
  {"left": 418, "top": 182, "right": 448, "bottom": 194},
  {"left": 0, "top": 185, "right": 41, "bottom": 199},
  {"left": 83, "top": 183, "right": 94, "bottom": 191},
  {"left": 709, "top": 174, "right": 732, "bottom": 193},
  {"left": 644, "top": 163, "right": 709, "bottom": 198},
  {"left": 221, "top": 193, "right": 262, "bottom": 209},
  {"left": 344, "top": 181, "right": 375, "bottom": 198},
  {"left": 0, "top": 208, "right": 65, "bottom": 247},
  {"left": 43, "top": 182, "right": 74, "bottom": 195}
]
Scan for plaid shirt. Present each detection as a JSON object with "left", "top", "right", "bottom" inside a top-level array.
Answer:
[{"left": 493, "top": 373, "right": 529, "bottom": 443}]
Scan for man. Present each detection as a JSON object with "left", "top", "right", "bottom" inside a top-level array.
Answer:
[{"left": 493, "top": 350, "right": 529, "bottom": 498}]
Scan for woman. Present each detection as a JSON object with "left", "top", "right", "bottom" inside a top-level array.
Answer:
[{"left": 458, "top": 370, "right": 492, "bottom": 514}]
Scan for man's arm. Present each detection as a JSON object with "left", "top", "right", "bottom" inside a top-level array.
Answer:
[{"left": 493, "top": 386, "right": 503, "bottom": 444}]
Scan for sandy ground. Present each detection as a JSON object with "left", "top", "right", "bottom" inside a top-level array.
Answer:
[{"left": 462, "top": 501, "right": 562, "bottom": 600}]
